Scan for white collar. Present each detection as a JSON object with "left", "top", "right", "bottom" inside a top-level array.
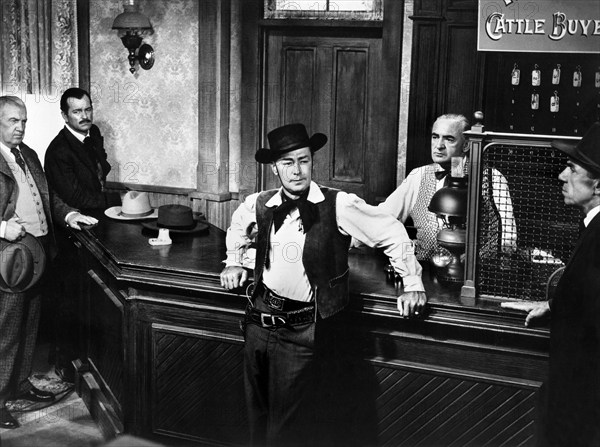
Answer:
[
  {"left": 0, "top": 141, "right": 19, "bottom": 159},
  {"left": 65, "top": 124, "right": 89, "bottom": 143},
  {"left": 265, "top": 181, "right": 325, "bottom": 208},
  {"left": 584, "top": 205, "right": 600, "bottom": 227}
]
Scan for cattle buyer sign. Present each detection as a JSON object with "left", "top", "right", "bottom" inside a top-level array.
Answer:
[{"left": 478, "top": 0, "right": 600, "bottom": 53}]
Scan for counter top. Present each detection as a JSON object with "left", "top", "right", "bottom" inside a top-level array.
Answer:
[{"left": 75, "top": 214, "right": 549, "bottom": 348}]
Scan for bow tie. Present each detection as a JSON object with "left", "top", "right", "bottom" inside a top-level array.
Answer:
[
  {"left": 272, "top": 190, "right": 318, "bottom": 234},
  {"left": 435, "top": 170, "right": 450, "bottom": 180}
]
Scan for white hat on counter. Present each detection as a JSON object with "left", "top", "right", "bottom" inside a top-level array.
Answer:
[{"left": 104, "top": 191, "right": 158, "bottom": 220}]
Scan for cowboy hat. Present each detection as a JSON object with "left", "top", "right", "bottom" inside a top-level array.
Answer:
[
  {"left": 552, "top": 122, "right": 600, "bottom": 176},
  {"left": 105, "top": 191, "right": 158, "bottom": 220},
  {"left": 141, "top": 204, "right": 209, "bottom": 234},
  {"left": 255, "top": 123, "right": 327, "bottom": 164},
  {"left": 0, "top": 233, "right": 46, "bottom": 293}
]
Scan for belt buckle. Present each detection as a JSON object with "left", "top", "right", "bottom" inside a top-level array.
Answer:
[
  {"left": 266, "top": 294, "right": 284, "bottom": 311},
  {"left": 260, "top": 313, "right": 286, "bottom": 328}
]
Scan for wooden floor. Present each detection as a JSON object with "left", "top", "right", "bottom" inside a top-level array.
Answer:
[{"left": 0, "top": 343, "right": 105, "bottom": 447}]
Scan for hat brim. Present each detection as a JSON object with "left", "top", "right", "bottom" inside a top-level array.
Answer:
[
  {"left": 0, "top": 233, "right": 46, "bottom": 293},
  {"left": 141, "top": 216, "right": 210, "bottom": 234},
  {"left": 255, "top": 133, "right": 328, "bottom": 164},
  {"left": 105, "top": 206, "right": 159, "bottom": 221},
  {"left": 552, "top": 139, "right": 600, "bottom": 175}
]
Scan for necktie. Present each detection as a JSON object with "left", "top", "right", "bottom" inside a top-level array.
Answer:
[
  {"left": 83, "top": 136, "right": 103, "bottom": 181},
  {"left": 83, "top": 136, "right": 97, "bottom": 160},
  {"left": 11, "top": 147, "right": 27, "bottom": 173},
  {"left": 578, "top": 218, "right": 586, "bottom": 237},
  {"left": 434, "top": 170, "right": 450, "bottom": 180},
  {"left": 272, "top": 190, "right": 318, "bottom": 234}
]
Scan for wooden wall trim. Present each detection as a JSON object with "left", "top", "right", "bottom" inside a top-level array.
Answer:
[{"left": 76, "top": 0, "right": 90, "bottom": 91}]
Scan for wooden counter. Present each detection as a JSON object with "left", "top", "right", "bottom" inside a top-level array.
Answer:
[{"left": 70, "top": 215, "right": 549, "bottom": 446}]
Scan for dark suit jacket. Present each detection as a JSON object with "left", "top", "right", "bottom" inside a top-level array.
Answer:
[
  {"left": 44, "top": 124, "right": 112, "bottom": 211},
  {"left": 542, "top": 211, "right": 600, "bottom": 446},
  {"left": 0, "top": 143, "right": 75, "bottom": 259}
]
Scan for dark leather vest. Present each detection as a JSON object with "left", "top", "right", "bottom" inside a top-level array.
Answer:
[{"left": 254, "top": 187, "right": 351, "bottom": 319}]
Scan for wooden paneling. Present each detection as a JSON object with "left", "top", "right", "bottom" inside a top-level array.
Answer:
[
  {"left": 374, "top": 366, "right": 536, "bottom": 446},
  {"left": 86, "top": 270, "right": 125, "bottom": 418},
  {"left": 332, "top": 48, "right": 367, "bottom": 183},
  {"left": 444, "top": 25, "right": 480, "bottom": 119},
  {"left": 151, "top": 326, "right": 247, "bottom": 444},
  {"left": 407, "top": 21, "right": 440, "bottom": 170},
  {"left": 283, "top": 48, "right": 316, "bottom": 123}
]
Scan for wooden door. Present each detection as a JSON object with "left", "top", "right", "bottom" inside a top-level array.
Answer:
[{"left": 260, "top": 9, "right": 403, "bottom": 204}]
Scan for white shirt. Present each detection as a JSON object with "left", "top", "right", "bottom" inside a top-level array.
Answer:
[
  {"left": 584, "top": 205, "right": 600, "bottom": 227},
  {"left": 225, "top": 182, "right": 424, "bottom": 301},
  {"left": 65, "top": 124, "right": 89, "bottom": 142}
]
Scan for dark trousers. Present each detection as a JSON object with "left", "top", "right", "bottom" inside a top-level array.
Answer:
[
  {"left": 47, "top": 228, "right": 80, "bottom": 374},
  {"left": 0, "top": 235, "right": 49, "bottom": 405},
  {"left": 243, "top": 293, "right": 317, "bottom": 447}
]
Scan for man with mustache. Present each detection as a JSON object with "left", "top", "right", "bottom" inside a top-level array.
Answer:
[
  {"left": 0, "top": 95, "right": 97, "bottom": 428},
  {"left": 44, "top": 88, "right": 116, "bottom": 383},
  {"left": 45, "top": 88, "right": 114, "bottom": 212},
  {"left": 220, "top": 123, "right": 426, "bottom": 446}
]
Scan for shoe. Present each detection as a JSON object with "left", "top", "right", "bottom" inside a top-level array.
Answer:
[
  {"left": 0, "top": 406, "right": 19, "bottom": 429},
  {"left": 16, "top": 386, "right": 55, "bottom": 403},
  {"left": 55, "top": 365, "right": 75, "bottom": 384}
]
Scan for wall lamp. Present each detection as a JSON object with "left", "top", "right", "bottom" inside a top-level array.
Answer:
[{"left": 112, "top": 0, "right": 155, "bottom": 74}]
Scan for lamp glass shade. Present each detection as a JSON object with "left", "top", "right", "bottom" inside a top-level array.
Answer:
[
  {"left": 428, "top": 177, "right": 468, "bottom": 218},
  {"left": 112, "top": 11, "right": 152, "bottom": 30}
]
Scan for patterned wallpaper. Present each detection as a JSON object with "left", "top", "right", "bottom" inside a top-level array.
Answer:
[{"left": 90, "top": 0, "right": 198, "bottom": 189}]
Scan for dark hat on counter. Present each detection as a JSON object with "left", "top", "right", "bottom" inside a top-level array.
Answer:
[
  {"left": 255, "top": 123, "right": 327, "bottom": 164},
  {"left": 141, "top": 204, "right": 209, "bottom": 234},
  {"left": 552, "top": 122, "right": 600, "bottom": 176},
  {"left": 0, "top": 233, "right": 46, "bottom": 293}
]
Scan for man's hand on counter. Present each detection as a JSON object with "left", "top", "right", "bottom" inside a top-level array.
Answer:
[
  {"left": 220, "top": 265, "right": 249, "bottom": 290},
  {"left": 397, "top": 291, "right": 427, "bottom": 318},
  {"left": 501, "top": 300, "right": 550, "bottom": 327},
  {"left": 67, "top": 212, "right": 98, "bottom": 230}
]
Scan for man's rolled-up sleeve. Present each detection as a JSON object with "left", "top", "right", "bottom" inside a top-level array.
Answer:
[
  {"left": 337, "top": 192, "right": 424, "bottom": 292},
  {"left": 224, "top": 193, "right": 259, "bottom": 269}
]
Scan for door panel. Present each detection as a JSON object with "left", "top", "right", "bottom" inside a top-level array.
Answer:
[{"left": 263, "top": 30, "right": 383, "bottom": 201}]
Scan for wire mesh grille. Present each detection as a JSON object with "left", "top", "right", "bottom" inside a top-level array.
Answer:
[{"left": 476, "top": 144, "right": 580, "bottom": 300}]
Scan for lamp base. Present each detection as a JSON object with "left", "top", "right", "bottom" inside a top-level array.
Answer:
[{"left": 432, "top": 254, "right": 464, "bottom": 286}]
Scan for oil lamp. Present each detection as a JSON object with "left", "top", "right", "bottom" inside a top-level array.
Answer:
[{"left": 428, "top": 160, "right": 468, "bottom": 284}]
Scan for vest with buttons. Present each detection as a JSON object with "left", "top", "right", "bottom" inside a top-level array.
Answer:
[{"left": 254, "top": 187, "right": 351, "bottom": 319}]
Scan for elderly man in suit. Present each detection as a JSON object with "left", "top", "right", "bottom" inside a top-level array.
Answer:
[
  {"left": 505, "top": 122, "right": 600, "bottom": 446},
  {"left": 0, "top": 95, "right": 97, "bottom": 429}
]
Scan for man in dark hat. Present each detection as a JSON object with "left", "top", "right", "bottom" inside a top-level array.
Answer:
[
  {"left": 0, "top": 95, "right": 97, "bottom": 429},
  {"left": 504, "top": 122, "right": 600, "bottom": 446},
  {"left": 220, "top": 123, "right": 427, "bottom": 446}
]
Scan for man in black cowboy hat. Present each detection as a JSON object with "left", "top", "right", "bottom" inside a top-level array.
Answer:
[
  {"left": 220, "top": 123, "right": 427, "bottom": 446},
  {"left": 504, "top": 122, "right": 600, "bottom": 446},
  {"left": 0, "top": 95, "right": 97, "bottom": 429}
]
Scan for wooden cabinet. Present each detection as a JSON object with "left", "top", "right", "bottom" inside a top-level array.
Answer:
[{"left": 71, "top": 219, "right": 548, "bottom": 446}]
